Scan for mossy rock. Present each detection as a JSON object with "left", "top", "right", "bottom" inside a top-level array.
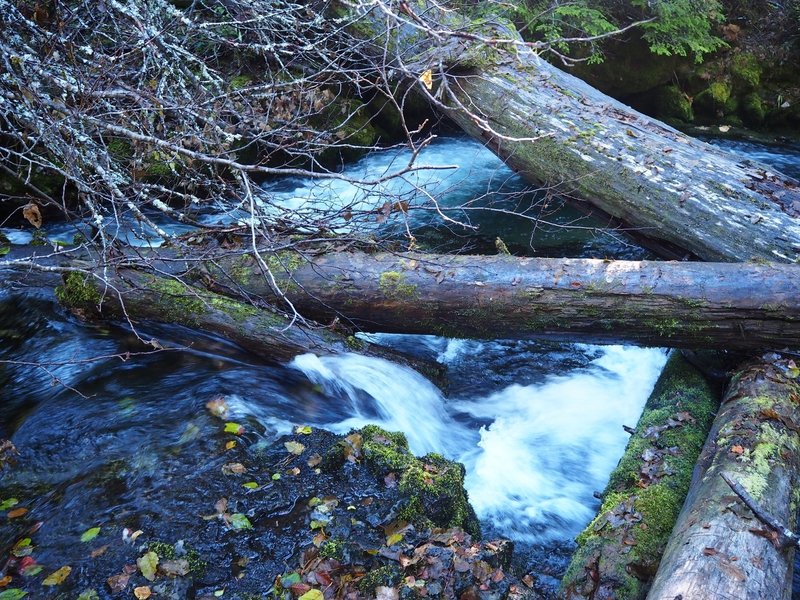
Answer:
[
  {"left": 331, "top": 425, "right": 481, "bottom": 538},
  {"left": 652, "top": 85, "right": 694, "bottom": 123},
  {"left": 730, "top": 53, "right": 762, "bottom": 92},
  {"left": 740, "top": 92, "right": 767, "bottom": 127},
  {"left": 314, "top": 97, "right": 379, "bottom": 163},
  {"left": 693, "top": 80, "right": 732, "bottom": 117}
]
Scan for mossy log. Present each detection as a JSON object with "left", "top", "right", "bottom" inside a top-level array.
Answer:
[
  {"left": 52, "top": 268, "right": 377, "bottom": 363},
  {"left": 208, "top": 250, "right": 800, "bottom": 350},
  {"left": 348, "top": 2, "right": 800, "bottom": 263},
  {"left": 647, "top": 357, "right": 800, "bottom": 600},
  {"left": 560, "top": 352, "right": 719, "bottom": 600}
]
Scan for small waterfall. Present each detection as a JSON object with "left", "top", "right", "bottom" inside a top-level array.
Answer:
[{"left": 288, "top": 344, "right": 668, "bottom": 544}]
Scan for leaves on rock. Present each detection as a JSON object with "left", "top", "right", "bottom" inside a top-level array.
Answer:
[
  {"left": 298, "top": 588, "right": 324, "bottom": 600},
  {"left": 159, "top": 559, "right": 190, "bottom": 577},
  {"left": 0, "top": 590, "right": 27, "bottom": 600},
  {"left": 0, "top": 498, "right": 18, "bottom": 511},
  {"left": 295, "top": 425, "right": 312, "bottom": 435}
]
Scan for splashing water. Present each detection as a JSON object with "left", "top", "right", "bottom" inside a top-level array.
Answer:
[{"left": 288, "top": 344, "right": 668, "bottom": 543}]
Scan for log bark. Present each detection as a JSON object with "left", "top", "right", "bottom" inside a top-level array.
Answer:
[
  {"left": 560, "top": 352, "right": 720, "bottom": 599},
  {"left": 208, "top": 250, "right": 800, "bottom": 350},
  {"left": 351, "top": 2, "right": 800, "bottom": 263},
  {"left": 647, "top": 357, "right": 800, "bottom": 600}
]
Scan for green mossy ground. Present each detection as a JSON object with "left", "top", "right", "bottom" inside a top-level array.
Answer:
[{"left": 561, "top": 352, "right": 719, "bottom": 600}]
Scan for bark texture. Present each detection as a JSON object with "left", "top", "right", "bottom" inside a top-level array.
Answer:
[
  {"left": 647, "top": 358, "right": 800, "bottom": 600},
  {"left": 209, "top": 250, "right": 800, "bottom": 350},
  {"left": 560, "top": 352, "right": 719, "bottom": 600}
]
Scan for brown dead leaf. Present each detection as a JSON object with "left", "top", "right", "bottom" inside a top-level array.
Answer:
[
  {"left": 221, "top": 462, "right": 247, "bottom": 475},
  {"left": 107, "top": 573, "right": 130, "bottom": 593},
  {"left": 730, "top": 445, "right": 745, "bottom": 455},
  {"left": 23, "top": 203, "right": 42, "bottom": 229},
  {"left": 7, "top": 508, "right": 28, "bottom": 519},
  {"left": 159, "top": 558, "right": 190, "bottom": 577},
  {"left": 307, "top": 454, "right": 322, "bottom": 468},
  {"left": 702, "top": 547, "right": 718, "bottom": 556},
  {"left": 90, "top": 544, "right": 109, "bottom": 558},
  {"left": 0, "top": 575, "right": 11, "bottom": 587}
]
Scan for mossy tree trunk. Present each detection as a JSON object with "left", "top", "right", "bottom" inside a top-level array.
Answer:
[
  {"left": 348, "top": 1, "right": 800, "bottom": 263},
  {"left": 559, "top": 352, "right": 719, "bottom": 600},
  {"left": 206, "top": 250, "right": 800, "bottom": 350},
  {"left": 647, "top": 357, "right": 800, "bottom": 600}
]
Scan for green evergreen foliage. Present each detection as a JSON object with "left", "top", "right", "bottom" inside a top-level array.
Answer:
[{"left": 511, "top": 0, "right": 726, "bottom": 63}]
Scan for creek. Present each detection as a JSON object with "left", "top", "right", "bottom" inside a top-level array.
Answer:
[{"left": 1, "top": 134, "right": 799, "bottom": 598}]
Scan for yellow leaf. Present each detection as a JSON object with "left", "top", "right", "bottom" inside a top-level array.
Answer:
[
  {"left": 134, "top": 586, "right": 152, "bottom": 599},
  {"left": 420, "top": 70, "right": 433, "bottom": 90},
  {"left": 42, "top": 566, "right": 71, "bottom": 586},
  {"left": 284, "top": 441, "right": 305, "bottom": 455}
]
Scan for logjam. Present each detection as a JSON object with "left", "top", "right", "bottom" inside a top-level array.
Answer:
[
  {"left": 208, "top": 250, "right": 800, "bottom": 350},
  {"left": 560, "top": 352, "right": 719, "bottom": 599},
  {"left": 351, "top": 2, "right": 800, "bottom": 263},
  {"left": 647, "top": 356, "right": 800, "bottom": 600}
]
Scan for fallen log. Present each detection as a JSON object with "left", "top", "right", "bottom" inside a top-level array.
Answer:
[
  {"left": 647, "top": 356, "right": 800, "bottom": 600},
  {"left": 207, "top": 250, "right": 800, "bottom": 350},
  {"left": 49, "top": 267, "right": 441, "bottom": 378},
  {"left": 349, "top": 2, "right": 800, "bottom": 263},
  {"left": 559, "top": 352, "right": 719, "bottom": 599}
]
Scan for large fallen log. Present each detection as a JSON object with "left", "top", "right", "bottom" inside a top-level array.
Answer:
[
  {"left": 647, "top": 356, "right": 800, "bottom": 600},
  {"left": 206, "top": 250, "right": 800, "bottom": 350},
  {"left": 560, "top": 352, "right": 719, "bottom": 599},
  {"left": 349, "top": 2, "right": 800, "bottom": 263}
]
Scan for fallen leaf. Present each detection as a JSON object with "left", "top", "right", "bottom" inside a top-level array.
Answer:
[
  {"left": 225, "top": 441, "right": 237, "bottom": 450},
  {"left": 159, "top": 558, "right": 190, "bottom": 577},
  {"left": 224, "top": 422, "right": 245, "bottom": 435},
  {"left": 229, "top": 513, "right": 253, "bottom": 530},
  {"left": 137, "top": 551, "right": 159, "bottom": 581},
  {"left": 731, "top": 445, "right": 745, "bottom": 455},
  {"left": 307, "top": 454, "right": 322, "bottom": 467},
  {"left": 222, "top": 462, "right": 247, "bottom": 475},
  {"left": 0, "top": 577, "right": 10, "bottom": 588},
  {"left": 107, "top": 573, "right": 130, "bottom": 594},
  {"left": 206, "top": 397, "right": 229, "bottom": 418},
  {"left": 287, "top": 467, "right": 301, "bottom": 476},
  {"left": 133, "top": 586, "right": 152, "bottom": 599},
  {"left": 295, "top": 426, "right": 312, "bottom": 435},
  {"left": 7, "top": 508, "right": 28, "bottom": 519},
  {"left": 298, "top": 589, "right": 324, "bottom": 600},
  {"left": 90, "top": 545, "right": 109, "bottom": 558},
  {"left": 420, "top": 70, "right": 433, "bottom": 90},
  {"left": 242, "top": 481, "right": 259, "bottom": 489},
  {"left": 42, "top": 566, "right": 71, "bottom": 586},
  {"left": 0, "top": 499, "right": 19, "bottom": 511},
  {"left": 11, "top": 538, "right": 32, "bottom": 557},
  {"left": 284, "top": 441, "right": 305, "bottom": 455},
  {"left": 76, "top": 589, "right": 99, "bottom": 600},
  {"left": 80, "top": 527, "right": 101, "bottom": 542},
  {"left": 0, "top": 590, "right": 27, "bottom": 600},
  {"left": 22, "top": 203, "right": 42, "bottom": 229}
]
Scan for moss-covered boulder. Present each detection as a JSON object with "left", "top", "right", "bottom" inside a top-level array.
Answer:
[
  {"left": 740, "top": 91, "right": 767, "bottom": 127},
  {"left": 652, "top": 85, "right": 694, "bottom": 123},
  {"left": 325, "top": 424, "right": 481, "bottom": 538},
  {"left": 692, "top": 80, "right": 732, "bottom": 118},
  {"left": 560, "top": 352, "right": 720, "bottom": 600}
]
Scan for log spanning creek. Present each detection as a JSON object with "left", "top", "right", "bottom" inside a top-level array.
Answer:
[{"left": 1, "top": 135, "right": 799, "bottom": 598}]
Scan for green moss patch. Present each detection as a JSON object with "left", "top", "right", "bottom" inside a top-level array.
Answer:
[{"left": 561, "top": 352, "right": 719, "bottom": 599}]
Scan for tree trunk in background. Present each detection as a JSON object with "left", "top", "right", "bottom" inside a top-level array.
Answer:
[
  {"left": 647, "top": 358, "right": 800, "bottom": 600},
  {"left": 349, "top": 2, "right": 800, "bottom": 262},
  {"left": 207, "top": 251, "right": 800, "bottom": 350},
  {"left": 560, "top": 352, "right": 720, "bottom": 599}
]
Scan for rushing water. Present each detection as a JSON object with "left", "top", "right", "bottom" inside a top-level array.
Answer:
[{"left": 2, "top": 133, "right": 800, "bottom": 596}]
